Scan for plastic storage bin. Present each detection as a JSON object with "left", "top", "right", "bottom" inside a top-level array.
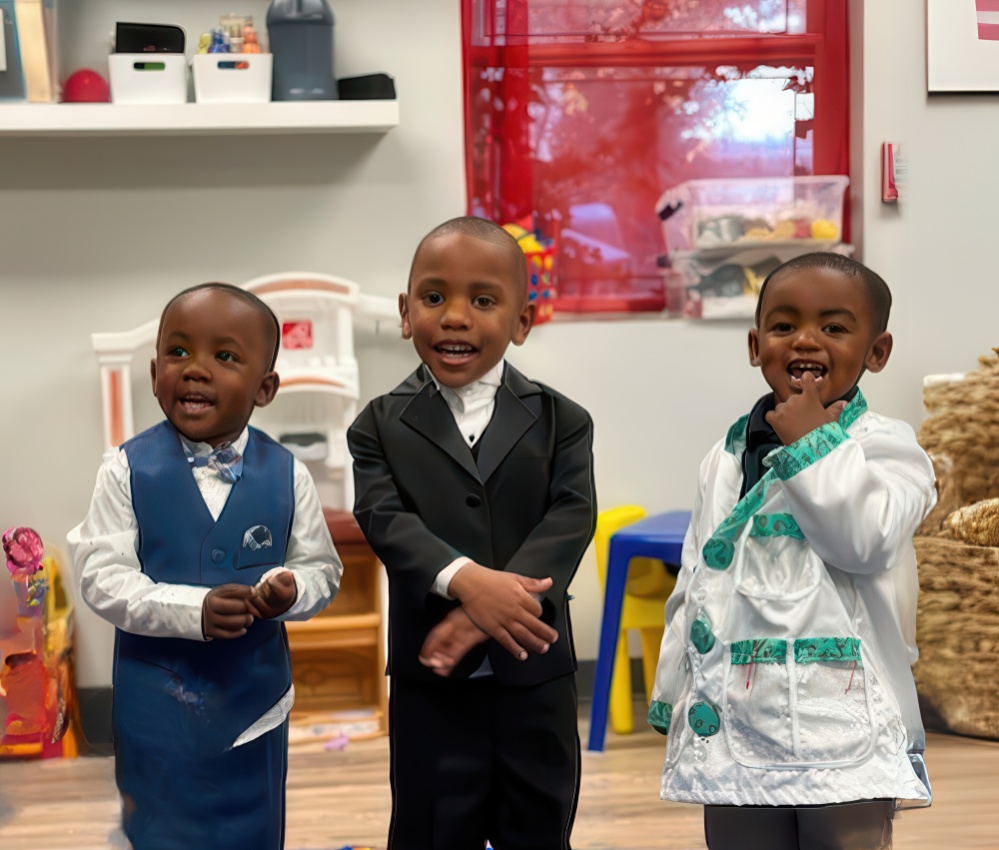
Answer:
[
  {"left": 192, "top": 54, "right": 273, "bottom": 104},
  {"left": 109, "top": 54, "right": 187, "bottom": 104},
  {"left": 656, "top": 175, "right": 849, "bottom": 252},
  {"left": 668, "top": 242, "right": 854, "bottom": 321}
]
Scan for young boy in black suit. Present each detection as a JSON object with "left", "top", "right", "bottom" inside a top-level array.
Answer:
[{"left": 348, "top": 216, "right": 596, "bottom": 849}]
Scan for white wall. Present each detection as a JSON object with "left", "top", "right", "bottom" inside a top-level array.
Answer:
[
  {"left": 3, "top": 1, "right": 990, "bottom": 689},
  {"left": 0, "top": 0, "right": 452, "bottom": 688}
]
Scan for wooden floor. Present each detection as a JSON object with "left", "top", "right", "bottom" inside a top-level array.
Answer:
[{"left": 1, "top": 706, "right": 998, "bottom": 849}]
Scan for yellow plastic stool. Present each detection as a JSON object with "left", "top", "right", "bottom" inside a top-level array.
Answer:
[{"left": 594, "top": 506, "right": 676, "bottom": 735}]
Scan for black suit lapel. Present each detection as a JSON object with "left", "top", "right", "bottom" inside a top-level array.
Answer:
[
  {"left": 475, "top": 367, "right": 541, "bottom": 484},
  {"left": 400, "top": 382, "right": 481, "bottom": 483}
]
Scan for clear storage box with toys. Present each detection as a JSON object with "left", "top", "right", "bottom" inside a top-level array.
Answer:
[
  {"left": 655, "top": 175, "right": 849, "bottom": 253},
  {"left": 668, "top": 242, "right": 854, "bottom": 321}
]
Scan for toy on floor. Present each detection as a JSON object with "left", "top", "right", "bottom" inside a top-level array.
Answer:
[{"left": 0, "top": 527, "right": 77, "bottom": 759}]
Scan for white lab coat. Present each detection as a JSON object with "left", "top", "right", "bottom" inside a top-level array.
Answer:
[{"left": 650, "top": 391, "right": 936, "bottom": 807}]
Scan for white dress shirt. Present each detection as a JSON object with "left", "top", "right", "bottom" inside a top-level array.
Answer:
[
  {"left": 68, "top": 427, "right": 343, "bottom": 746},
  {"left": 428, "top": 360, "right": 504, "bottom": 599}
]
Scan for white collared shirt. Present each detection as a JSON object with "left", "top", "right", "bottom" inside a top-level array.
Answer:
[
  {"left": 68, "top": 426, "right": 343, "bottom": 746},
  {"left": 428, "top": 361, "right": 503, "bottom": 599},
  {"left": 433, "top": 360, "right": 504, "bottom": 448}
]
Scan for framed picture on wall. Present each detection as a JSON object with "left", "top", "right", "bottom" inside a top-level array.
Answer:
[{"left": 928, "top": 0, "right": 999, "bottom": 91}]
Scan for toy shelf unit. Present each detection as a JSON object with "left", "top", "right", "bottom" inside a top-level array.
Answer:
[
  {"left": 655, "top": 175, "right": 852, "bottom": 320},
  {"left": 90, "top": 272, "right": 396, "bottom": 738}
]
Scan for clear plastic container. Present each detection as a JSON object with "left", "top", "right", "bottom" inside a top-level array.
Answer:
[
  {"left": 667, "top": 242, "right": 854, "bottom": 321},
  {"left": 266, "top": 0, "right": 337, "bottom": 101},
  {"left": 655, "top": 175, "right": 850, "bottom": 253}
]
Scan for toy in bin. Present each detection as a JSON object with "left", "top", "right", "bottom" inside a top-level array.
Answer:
[
  {"left": 656, "top": 176, "right": 849, "bottom": 251},
  {"left": 502, "top": 221, "right": 557, "bottom": 324}
]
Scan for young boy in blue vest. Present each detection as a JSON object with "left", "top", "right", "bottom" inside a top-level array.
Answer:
[
  {"left": 348, "top": 217, "right": 596, "bottom": 849},
  {"left": 70, "top": 283, "right": 343, "bottom": 850}
]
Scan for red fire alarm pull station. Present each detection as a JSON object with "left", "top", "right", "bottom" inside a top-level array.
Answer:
[{"left": 882, "top": 142, "right": 903, "bottom": 203}]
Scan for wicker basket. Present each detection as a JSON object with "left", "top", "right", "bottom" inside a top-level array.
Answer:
[
  {"left": 913, "top": 537, "right": 999, "bottom": 740},
  {"left": 914, "top": 349, "right": 999, "bottom": 740}
]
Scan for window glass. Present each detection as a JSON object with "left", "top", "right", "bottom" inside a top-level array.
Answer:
[{"left": 463, "top": 0, "right": 846, "bottom": 313}]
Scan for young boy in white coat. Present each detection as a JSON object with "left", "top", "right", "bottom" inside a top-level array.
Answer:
[{"left": 649, "top": 254, "right": 936, "bottom": 850}]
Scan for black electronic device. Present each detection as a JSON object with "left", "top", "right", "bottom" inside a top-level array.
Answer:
[{"left": 115, "top": 22, "right": 186, "bottom": 54}]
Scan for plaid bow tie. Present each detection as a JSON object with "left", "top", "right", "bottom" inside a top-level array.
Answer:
[{"left": 188, "top": 442, "right": 243, "bottom": 483}]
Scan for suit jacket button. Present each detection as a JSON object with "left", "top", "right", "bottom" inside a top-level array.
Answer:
[
  {"left": 211, "top": 548, "right": 226, "bottom": 563},
  {"left": 465, "top": 494, "right": 482, "bottom": 508}
]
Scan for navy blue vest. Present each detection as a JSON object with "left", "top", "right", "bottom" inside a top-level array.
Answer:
[{"left": 114, "top": 421, "right": 295, "bottom": 751}]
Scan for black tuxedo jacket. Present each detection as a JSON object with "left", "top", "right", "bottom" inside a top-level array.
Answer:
[{"left": 347, "top": 362, "right": 596, "bottom": 686}]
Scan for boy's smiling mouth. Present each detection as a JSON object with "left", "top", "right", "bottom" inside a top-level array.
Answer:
[
  {"left": 788, "top": 360, "right": 827, "bottom": 382},
  {"left": 179, "top": 394, "right": 214, "bottom": 412},
  {"left": 436, "top": 341, "right": 478, "bottom": 364}
]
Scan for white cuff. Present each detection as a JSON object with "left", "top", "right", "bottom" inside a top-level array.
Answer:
[{"left": 433, "top": 557, "right": 473, "bottom": 600}]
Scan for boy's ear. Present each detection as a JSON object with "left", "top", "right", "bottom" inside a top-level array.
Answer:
[
  {"left": 398, "top": 293, "right": 412, "bottom": 340},
  {"left": 747, "top": 328, "right": 762, "bottom": 367},
  {"left": 511, "top": 302, "right": 535, "bottom": 347},
  {"left": 865, "top": 331, "right": 893, "bottom": 374},
  {"left": 150, "top": 358, "right": 158, "bottom": 392},
  {"left": 254, "top": 371, "right": 280, "bottom": 408}
]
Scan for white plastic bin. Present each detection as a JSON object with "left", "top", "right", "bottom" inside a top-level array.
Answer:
[
  {"left": 109, "top": 54, "right": 187, "bottom": 105},
  {"left": 655, "top": 176, "right": 849, "bottom": 252},
  {"left": 192, "top": 54, "right": 273, "bottom": 104}
]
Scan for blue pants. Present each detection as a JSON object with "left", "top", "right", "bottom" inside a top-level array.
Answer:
[{"left": 116, "top": 718, "right": 289, "bottom": 850}]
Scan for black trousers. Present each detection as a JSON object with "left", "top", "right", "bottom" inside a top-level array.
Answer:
[
  {"left": 388, "top": 673, "right": 580, "bottom": 850},
  {"left": 704, "top": 800, "right": 895, "bottom": 850}
]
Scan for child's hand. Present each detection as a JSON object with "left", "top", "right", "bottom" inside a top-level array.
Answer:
[
  {"left": 447, "top": 564, "right": 558, "bottom": 661},
  {"left": 247, "top": 570, "right": 298, "bottom": 620},
  {"left": 766, "top": 370, "right": 848, "bottom": 445},
  {"left": 202, "top": 583, "right": 254, "bottom": 639},
  {"left": 418, "top": 607, "right": 488, "bottom": 676}
]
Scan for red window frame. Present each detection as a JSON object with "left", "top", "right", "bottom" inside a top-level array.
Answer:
[{"left": 461, "top": 0, "right": 849, "bottom": 314}]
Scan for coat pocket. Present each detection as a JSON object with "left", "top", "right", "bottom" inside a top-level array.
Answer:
[
  {"left": 793, "top": 638, "right": 874, "bottom": 765},
  {"left": 723, "top": 637, "right": 875, "bottom": 769},
  {"left": 723, "top": 639, "right": 795, "bottom": 766}
]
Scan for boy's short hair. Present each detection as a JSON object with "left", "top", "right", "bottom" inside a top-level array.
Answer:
[
  {"left": 158, "top": 283, "right": 281, "bottom": 370},
  {"left": 410, "top": 216, "right": 528, "bottom": 299},
  {"left": 755, "top": 253, "right": 892, "bottom": 333}
]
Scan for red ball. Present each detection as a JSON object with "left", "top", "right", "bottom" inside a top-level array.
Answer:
[{"left": 62, "top": 68, "right": 111, "bottom": 103}]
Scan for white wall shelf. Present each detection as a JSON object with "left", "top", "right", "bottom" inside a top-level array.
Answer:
[{"left": 0, "top": 99, "right": 399, "bottom": 137}]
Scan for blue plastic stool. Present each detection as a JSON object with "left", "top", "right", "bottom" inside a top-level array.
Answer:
[{"left": 587, "top": 510, "right": 690, "bottom": 752}]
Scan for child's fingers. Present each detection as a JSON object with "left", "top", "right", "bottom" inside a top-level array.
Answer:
[
  {"left": 507, "top": 621, "right": 551, "bottom": 656},
  {"left": 208, "top": 595, "right": 251, "bottom": 615},
  {"left": 517, "top": 575, "right": 553, "bottom": 595},
  {"left": 826, "top": 399, "right": 848, "bottom": 420},
  {"left": 205, "top": 612, "right": 253, "bottom": 639},
  {"left": 212, "top": 583, "right": 254, "bottom": 600},
  {"left": 514, "top": 612, "right": 558, "bottom": 647},
  {"left": 479, "top": 621, "right": 528, "bottom": 661},
  {"left": 211, "top": 610, "right": 253, "bottom": 628}
]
